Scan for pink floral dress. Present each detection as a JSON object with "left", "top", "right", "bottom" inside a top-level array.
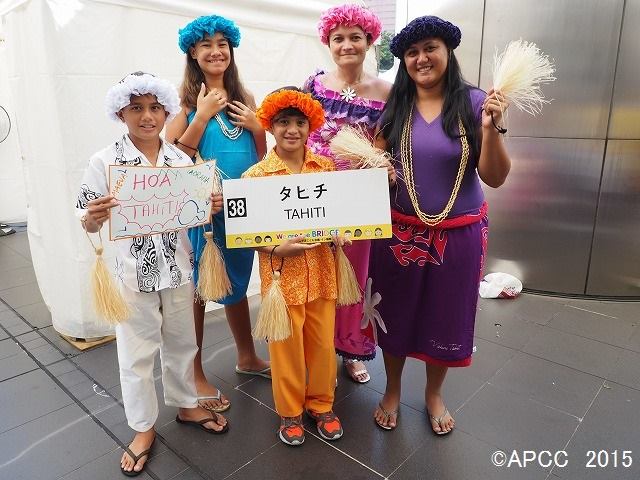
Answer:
[{"left": 304, "top": 70, "right": 386, "bottom": 360}]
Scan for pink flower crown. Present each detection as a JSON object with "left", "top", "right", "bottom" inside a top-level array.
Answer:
[{"left": 317, "top": 4, "right": 382, "bottom": 45}]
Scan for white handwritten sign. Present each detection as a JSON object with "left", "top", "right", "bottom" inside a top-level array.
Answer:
[
  {"left": 223, "top": 168, "right": 392, "bottom": 248},
  {"left": 108, "top": 162, "right": 215, "bottom": 240}
]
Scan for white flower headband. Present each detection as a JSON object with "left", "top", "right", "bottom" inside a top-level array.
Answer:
[{"left": 104, "top": 72, "right": 181, "bottom": 122}]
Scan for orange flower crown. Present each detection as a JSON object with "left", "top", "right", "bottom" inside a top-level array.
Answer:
[{"left": 257, "top": 90, "right": 325, "bottom": 132}]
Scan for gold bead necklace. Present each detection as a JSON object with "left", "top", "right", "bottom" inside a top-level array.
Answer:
[{"left": 400, "top": 104, "right": 469, "bottom": 227}]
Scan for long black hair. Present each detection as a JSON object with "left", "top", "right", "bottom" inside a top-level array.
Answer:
[{"left": 380, "top": 50, "right": 480, "bottom": 159}]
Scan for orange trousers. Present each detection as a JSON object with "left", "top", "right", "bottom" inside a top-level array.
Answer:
[{"left": 269, "top": 297, "right": 337, "bottom": 417}]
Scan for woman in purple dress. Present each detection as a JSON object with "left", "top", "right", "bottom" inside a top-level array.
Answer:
[
  {"left": 370, "top": 16, "right": 511, "bottom": 434},
  {"left": 304, "top": 4, "right": 392, "bottom": 384}
]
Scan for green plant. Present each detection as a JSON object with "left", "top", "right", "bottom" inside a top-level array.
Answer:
[{"left": 377, "top": 31, "right": 394, "bottom": 72}]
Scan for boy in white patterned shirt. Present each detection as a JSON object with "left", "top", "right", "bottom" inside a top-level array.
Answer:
[{"left": 77, "top": 72, "right": 227, "bottom": 477}]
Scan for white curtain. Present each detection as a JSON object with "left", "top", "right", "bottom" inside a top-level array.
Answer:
[
  {"left": 0, "top": 19, "right": 27, "bottom": 223},
  {"left": 0, "top": 0, "right": 378, "bottom": 337}
]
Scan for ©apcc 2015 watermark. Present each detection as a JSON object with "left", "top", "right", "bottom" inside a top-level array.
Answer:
[{"left": 491, "top": 450, "right": 633, "bottom": 469}]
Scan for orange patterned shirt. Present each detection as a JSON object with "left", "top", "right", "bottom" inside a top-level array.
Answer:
[{"left": 242, "top": 148, "right": 337, "bottom": 306}]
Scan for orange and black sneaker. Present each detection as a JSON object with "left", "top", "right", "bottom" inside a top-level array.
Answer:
[
  {"left": 278, "top": 415, "right": 305, "bottom": 446},
  {"left": 306, "top": 410, "right": 343, "bottom": 441}
]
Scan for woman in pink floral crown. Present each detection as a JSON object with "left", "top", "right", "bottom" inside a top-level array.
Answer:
[{"left": 304, "top": 4, "right": 391, "bottom": 384}]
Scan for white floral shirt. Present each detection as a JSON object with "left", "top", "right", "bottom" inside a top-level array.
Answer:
[{"left": 76, "top": 134, "right": 194, "bottom": 293}]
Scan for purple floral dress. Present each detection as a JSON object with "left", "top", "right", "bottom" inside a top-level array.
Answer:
[{"left": 304, "top": 70, "right": 385, "bottom": 361}]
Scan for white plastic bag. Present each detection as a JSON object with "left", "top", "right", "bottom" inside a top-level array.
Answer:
[{"left": 479, "top": 272, "right": 523, "bottom": 299}]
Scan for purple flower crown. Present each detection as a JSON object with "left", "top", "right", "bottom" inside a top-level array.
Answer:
[{"left": 390, "top": 16, "right": 461, "bottom": 57}]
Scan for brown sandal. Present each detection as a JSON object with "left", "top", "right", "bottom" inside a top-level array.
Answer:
[
  {"left": 120, "top": 446, "right": 152, "bottom": 477},
  {"left": 175, "top": 412, "right": 229, "bottom": 434}
]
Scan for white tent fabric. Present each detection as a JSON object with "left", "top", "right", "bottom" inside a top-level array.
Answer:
[
  {"left": 0, "top": 20, "right": 27, "bottom": 223},
  {"left": 0, "top": 0, "right": 375, "bottom": 338}
]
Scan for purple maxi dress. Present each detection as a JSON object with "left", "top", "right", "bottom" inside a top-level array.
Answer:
[
  {"left": 369, "top": 88, "right": 488, "bottom": 366},
  {"left": 304, "top": 70, "right": 385, "bottom": 361}
]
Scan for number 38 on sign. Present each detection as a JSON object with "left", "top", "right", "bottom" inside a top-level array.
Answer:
[{"left": 226, "top": 198, "right": 247, "bottom": 218}]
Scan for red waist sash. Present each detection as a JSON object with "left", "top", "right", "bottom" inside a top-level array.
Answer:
[{"left": 391, "top": 202, "right": 488, "bottom": 230}]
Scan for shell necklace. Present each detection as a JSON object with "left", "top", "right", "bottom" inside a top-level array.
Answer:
[{"left": 215, "top": 112, "right": 243, "bottom": 140}]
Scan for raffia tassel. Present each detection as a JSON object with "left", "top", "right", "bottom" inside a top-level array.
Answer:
[
  {"left": 329, "top": 125, "right": 392, "bottom": 169},
  {"left": 197, "top": 231, "right": 232, "bottom": 302},
  {"left": 91, "top": 246, "right": 130, "bottom": 324},
  {"left": 335, "top": 244, "right": 362, "bottom": 306},
  {"left": 492, "top": 39, "right": 556, "bottom": 116},
  {"left": 252, "top": 271, "right": 291, "bottom": 342}
]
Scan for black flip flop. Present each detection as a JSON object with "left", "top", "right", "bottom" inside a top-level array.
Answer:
[
  {"left": 120, "top": 446, "right": 151, "bottom": 477},
  {"left": 175, "top": 412, "right": 229, "bottom": 434}
]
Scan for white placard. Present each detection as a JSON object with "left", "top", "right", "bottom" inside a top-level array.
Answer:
[
  {"left": 223, "top": 168, "right": 392, "bottom": 248},
  {"left": 108, "top": 162, "right": 215, "bottom": 240}
]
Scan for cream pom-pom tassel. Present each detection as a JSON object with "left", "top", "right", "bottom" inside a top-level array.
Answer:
[
  {"left": 84, "top": 229, "right": 129, "bottom": 324},
  {"left": 252, "top": 271, "right": 292, "bottom": 342},
  {"left": 335, "top": 244, "right": 362, "bottom": 306},
  {"left": 492, "top": 39, "right": 556, "bottom": 117},
  {"left": 329, "top": 125, "right": 392, "bottom": 169},
  {"left": 195, "top": 157, "right": 233, "bottom": 302},
  {"left": 196, "top": 231, "right": 232, "bottom": 302}
]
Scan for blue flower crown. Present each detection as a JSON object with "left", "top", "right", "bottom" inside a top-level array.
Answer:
[{"left": 178, "top": 15, "right": 241, "bottom": 53}]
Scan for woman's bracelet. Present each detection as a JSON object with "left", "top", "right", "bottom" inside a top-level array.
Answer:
[
  {"left": 173, "top": 138, "right": 197, "bottom": 152},
  {"left": 490, "top": 112, "right": 507, "bottom": 135}
]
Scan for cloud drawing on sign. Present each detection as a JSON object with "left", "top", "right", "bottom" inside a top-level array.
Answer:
[
  {"left": 177, "top": 200, "right": 207, "bottom": 226},
  {"left": 114, "top": 191, "right": 190, "bottom": 235}
]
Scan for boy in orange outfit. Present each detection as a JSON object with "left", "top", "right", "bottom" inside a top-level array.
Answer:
[{"left": 242, "top": 87, "right": 343, "bottom": 446}]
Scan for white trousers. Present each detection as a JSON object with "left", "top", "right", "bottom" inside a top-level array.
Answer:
[{"left": 116, "top": 282, "right": 198, "bottom": 432}]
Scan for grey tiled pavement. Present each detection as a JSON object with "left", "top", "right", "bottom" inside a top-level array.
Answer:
[{"left": 0, "top": 230, "right": 639, "bottom": 479}]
